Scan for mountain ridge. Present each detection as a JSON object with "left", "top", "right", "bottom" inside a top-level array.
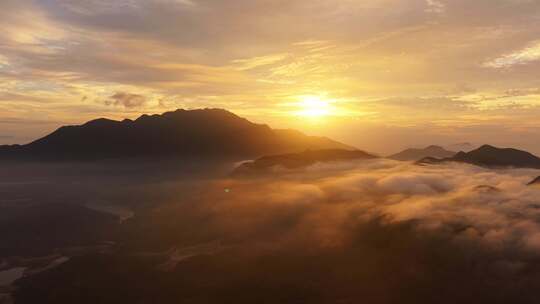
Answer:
[
  {"left": 0, "top": 108, "right": 353, "bottom": 161},
  {"left": 389, "top": 145, "right": 456, "bottom": 161},
  {"left": 417, "top": 144, "right": 540, "bottom": 169},
  {"left": 232, "top": 148, "right": 378, "bottom": 175}
]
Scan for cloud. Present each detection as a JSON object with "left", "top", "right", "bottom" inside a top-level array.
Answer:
[
  {"left": 425, "top": 0, "right": 446, "bottom": 14},
  {"left": 134, "top": 159, "right": 540, "bottom": 255},
  {"left": 9, "top": 158, "right": 540, "bottom": 302},
  {"left": 105, "top": 92, "right": 147, "bottom": 108},
  {"left": 231, "top": 54, "right": 289, "bottom": 71},
  {"left": 484, "top": 40, "right": 540, "bottom": 68},
  {"left": 105, "top": 159, "right": 540, "bottom": 302},
  {"left": 264, "top": 161, "right": 539, "bottom": 250}
]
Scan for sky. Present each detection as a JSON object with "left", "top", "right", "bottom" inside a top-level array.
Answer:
[{"left": 2, "top": 0, "right": 540, "bottom": 154}]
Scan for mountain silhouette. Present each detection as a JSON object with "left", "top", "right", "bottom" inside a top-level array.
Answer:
[
  {"left": 0, "top": 109, "right": 351, "bottom": 161},
  {"left": 389, "top": 145, "right": 456, "bottom": 161},
  {"left": 233, "top": 149, "right": 377, "bottom": 175},
  {"left": 417, "top": 145, "right": 540, "bottom": 169}
]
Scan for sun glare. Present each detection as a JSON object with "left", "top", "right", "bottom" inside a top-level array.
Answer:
[{"left": 296, "top": 95, "right": 332, "bottom": 118}]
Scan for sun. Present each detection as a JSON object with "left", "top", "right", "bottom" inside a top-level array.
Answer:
[{"left": 295, "top": 95, "right": 332, "bottom": 118}]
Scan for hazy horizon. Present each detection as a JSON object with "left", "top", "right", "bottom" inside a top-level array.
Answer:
[{"left": 0, "top": 108, "right": 540, "bottom": 156}]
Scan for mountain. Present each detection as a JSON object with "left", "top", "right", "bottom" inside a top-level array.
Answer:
[
  {"left": 528, "top": 176, "right": 540, "bottom": 186},
  {"left": 417, "top": 145, "right": 540, "bottom": 169},
  {"left": 388, "top": 145, "right": 456, "bottom": 161},
  {"left": 445, "top": 142, "right": 477, "bottom": 153},
  {"left": 0, "top": 109, "right": 351, "bottom": 161},
  {"left": 232, "top": 149, "right": 377, "bottom": 175}
]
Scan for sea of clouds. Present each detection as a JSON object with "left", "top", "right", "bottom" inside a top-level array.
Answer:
[
  {"left": 10, "top": 159, "right": 540, "bottom": 303},
  {"left": 196, "top": 159, "right": 540, "bottom": 253}
]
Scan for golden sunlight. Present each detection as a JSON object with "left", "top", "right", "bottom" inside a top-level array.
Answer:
[{"left": 295, "top": 95, "right": 332, "bottom": 118}]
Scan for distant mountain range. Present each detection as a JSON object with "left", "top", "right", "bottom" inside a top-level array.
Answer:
[
  {"left": 418, "top": 145, "right": 540, "bottom": 169},
  {"left": 233, "top": 149, "right": 377, "bottom": 175},
  {"left": 389, "top": 145, "right": 456, "bottom": 161},
  {"left": 0, "top": 109, "right": 351, "bottom": 161}
]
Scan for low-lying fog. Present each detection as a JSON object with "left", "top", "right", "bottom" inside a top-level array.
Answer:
[
  {"left": 169, "top": 159, "right": 540, "bottom": 255},
  {"left": 4, "top": 158, "right": 540, "bottom": 303}
]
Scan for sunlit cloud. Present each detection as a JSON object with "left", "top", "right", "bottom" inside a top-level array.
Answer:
[
  {"left": 231, "top": 54, "right": 289, "bottom": 71},
  {"left": 205, "top": 159, "right": 540, "bottom": 253},
  {"left": 484, "top": 41, "right": 540, "bottom": 68},
  {"left": 425, "top": 0, "right": 446, "bottom": 14}
]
